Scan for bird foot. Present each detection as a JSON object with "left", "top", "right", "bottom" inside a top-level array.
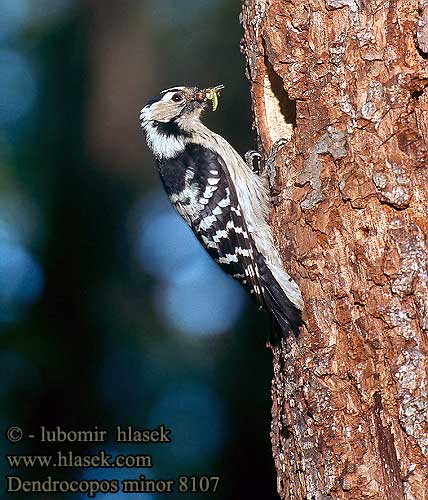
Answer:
[
  {"left": 245, "top": 138, "right": 288, "bottom": 204},
  {"left": 265, "top": 138, "right": 288, "bottom": 193},
  {"left": 244, "top": 150, "right": 263, "bottom": 174}
]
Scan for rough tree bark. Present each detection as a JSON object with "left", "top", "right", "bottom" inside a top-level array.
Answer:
[{"left": 241, "top": 1, "right": 428, "bottom": 499}]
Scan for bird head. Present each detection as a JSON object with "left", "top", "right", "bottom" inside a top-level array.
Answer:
[{"left": 140, "top": 85, "right": 224, "bottom": 131}]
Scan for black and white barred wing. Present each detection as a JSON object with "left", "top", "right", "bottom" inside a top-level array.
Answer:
[
  {"left": 188, "top": 147, "right": 266, "bottom": 307},
  {"left": 164, "top": 144, "right": 301, "bottom": 335}
]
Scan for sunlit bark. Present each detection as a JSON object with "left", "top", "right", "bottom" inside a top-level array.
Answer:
[{"left": 242, "top": 0, "right": 428, "bottom": 498}]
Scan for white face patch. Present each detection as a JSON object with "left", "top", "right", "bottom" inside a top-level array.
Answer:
[
  {"left": 142, "top": 121, "right": 186, "bottom": 159},
  {"left": 139, "top": 87, "right": 195, "bottom": 159},
  {"left": 160, "top": 90, "right": 184, "bottom": 102},
  {"left": 140, "top": 86, "right": 189, "bottom": 127}
]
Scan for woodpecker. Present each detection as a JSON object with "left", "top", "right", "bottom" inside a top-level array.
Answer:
[{"left": 140, "top": 85, "right": 303, "bottom": 339}]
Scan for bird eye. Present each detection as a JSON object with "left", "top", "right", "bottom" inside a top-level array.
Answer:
[{"left": 172, "top": 93, "right": 183, "bottom": 102}]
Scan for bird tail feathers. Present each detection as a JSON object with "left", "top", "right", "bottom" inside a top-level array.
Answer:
[{"left": 259, "top": 263, "right": 302, "bottom": 343}]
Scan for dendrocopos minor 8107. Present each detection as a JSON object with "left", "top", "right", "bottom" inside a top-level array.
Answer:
[{"left": 140, "top": 85, "right": 303, "bottom": 339}]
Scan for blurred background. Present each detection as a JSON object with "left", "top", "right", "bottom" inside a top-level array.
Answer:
[{"left": 0, "top": 1, "right": 278, "bottom": 498}]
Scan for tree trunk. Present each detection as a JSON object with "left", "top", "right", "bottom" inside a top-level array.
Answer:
[{"left": 241, "top": 1, "right": 428, "bottom": 499}]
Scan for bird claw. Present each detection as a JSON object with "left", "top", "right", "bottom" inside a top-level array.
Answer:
[
  {"left": 245, "top": 138, "right": 288, "bottom": 200},
  {"left": 265, "top": 138, "right": 288, "bottom": 192},
  {"left": 244, "top": 150, "right": 262, "bottom": 173}
]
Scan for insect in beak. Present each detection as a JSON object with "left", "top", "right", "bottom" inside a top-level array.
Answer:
[{"left": 194, "top": 84, "right": 224, "bottom": 111}]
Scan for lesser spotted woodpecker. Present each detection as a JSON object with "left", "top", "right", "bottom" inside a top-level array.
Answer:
[{"left": 140, "top": 85, "right": 303, "bottom": 338}]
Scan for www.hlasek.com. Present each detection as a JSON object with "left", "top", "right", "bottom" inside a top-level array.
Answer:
[{"left": 5, "top": 425, "right": 220, "bottom": 496}]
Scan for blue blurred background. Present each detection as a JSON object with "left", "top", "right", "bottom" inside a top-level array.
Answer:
[{"left": 0, "top": 1, "right": 278, "bottom": 498}]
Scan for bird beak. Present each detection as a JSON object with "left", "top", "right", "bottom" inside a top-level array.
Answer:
[
  {"left": 194, "top": 84, "right": 224, "bottom": 111},
  {"left": 206, "top": 84, "right": 225, "bottom": 95}
]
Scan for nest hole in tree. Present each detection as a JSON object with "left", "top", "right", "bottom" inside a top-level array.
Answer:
[
  {"left": 264, "top": 58, "right": 296, "bottom": 143},
  {"left": 263, "top": 58, "right": 296, "bottom": 144}
]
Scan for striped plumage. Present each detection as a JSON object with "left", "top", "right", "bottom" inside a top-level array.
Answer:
[{"left": 140, "top": 86, "right": 303, "bottom": 338}]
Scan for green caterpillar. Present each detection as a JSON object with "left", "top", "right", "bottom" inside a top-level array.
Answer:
[{"left": 206, "top": 88, "right": 220, "bottom": 111}]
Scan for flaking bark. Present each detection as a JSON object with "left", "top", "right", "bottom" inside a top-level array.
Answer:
[{"left": 241, "top": 0, "right": 428, "bottom": 499}]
